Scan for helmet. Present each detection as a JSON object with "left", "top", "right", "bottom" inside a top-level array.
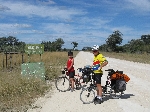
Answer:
[
  {"left": 68, "top": 50, "right": 73, "bottom": 56},
  {"left": 92, "top": 45, "right": 99, "bottom": 51}
]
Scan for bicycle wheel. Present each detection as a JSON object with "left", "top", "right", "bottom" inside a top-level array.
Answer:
[
  {"left": 80, "top": 87, "right": 95, "bottom": 104},
  {"left": 55, "top": 76, "right": 70, "bottom": 92}
]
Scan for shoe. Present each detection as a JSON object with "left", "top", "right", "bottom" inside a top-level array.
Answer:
[
  {"left": 67, "top": 88, "right": 71, "bottom": 91},
  {"left": 97, "top": 98, "right": 103, "bottom": 104},
  {"left": 94, "top": 96, "right": 98, "bottom": 102},
  {"left": 71, "top": 88, "right": 75, "bottom": 92}
]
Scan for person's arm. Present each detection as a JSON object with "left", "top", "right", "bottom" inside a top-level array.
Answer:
[
  {"left": 68, "top": 58, "right": 74, "bottom": 71},
  {"left": 98, "top": 54, "right": 108, "bottom": 70},
  {"left": 99, "top": 60, "right": 108, "bottom": 70}
]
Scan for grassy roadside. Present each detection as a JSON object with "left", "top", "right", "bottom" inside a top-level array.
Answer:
[
  {"left": 100, "top": 52, "right": 150, "bottom": 64},
  {"left": 84, "top": 50, "right": 150, "bottom": 64},
  {"left": 0, "top": 51, "right": 79, "bottom": 112}
]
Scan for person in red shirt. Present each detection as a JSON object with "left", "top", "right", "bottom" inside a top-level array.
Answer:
[{"left": 67, "top": 51, "right": 75, "bottom": 92}]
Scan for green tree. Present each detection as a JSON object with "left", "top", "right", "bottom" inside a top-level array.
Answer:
[
  {"left": 71, "top": 42, "right": 78, "bottom": 50},
  {"left": 0, "top": 37, "right": 7, "bottom": 52},
  {"left": 0, "top": 36, "right": 22, "bottom": 52},
  {"left": 128, "top": 39, "right": 144, "bottom": 53},
  {"left": 55, "top": 38, "right": 65, "bottom": 51},
  {"left": 41, "top": 41, "right": 51, "bottom": 51},
  {"left": 82, "top": 47, "right": 91, "bottom": 51},
  {"left": 7, "top": 36, "right": 19, "bottom": 46},
  {"left": 106, "top": 30, "right": 123, "bottom": 52},
  {"left": 41, "top": 38, "right": 64, "bottom": 51},
  {"left": 122, "top": 44, "right": 130, "bottom": 52},
  {"left": 141, "top": 34, "right": 150, "bottom": 45},
  {"left": 99, "top": 44, "right": 108, "bottom": 52}
]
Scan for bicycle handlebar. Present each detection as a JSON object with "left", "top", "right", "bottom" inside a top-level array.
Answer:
[
  {"left": 61, "top": 68, "right": 68, "bottom": 72},
  {"left": 105, "top": 69, "right": 114, "bottom": 71},
  {"left": 77, "top": 67, "right": 93, "bottom": 72}
]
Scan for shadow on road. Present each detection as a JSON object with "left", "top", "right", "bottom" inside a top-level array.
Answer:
[
  {"left": 102, "top": 93, "right": 135, "bottom": 102},
  {"left": 120, "top": 93, "right": 135, "bottom": 99}
]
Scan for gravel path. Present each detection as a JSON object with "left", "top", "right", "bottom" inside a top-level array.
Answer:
[{"left": 27, "top": 51, "right": 150, "bottom": 112}]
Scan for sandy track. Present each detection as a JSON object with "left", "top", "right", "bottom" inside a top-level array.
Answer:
[{"left": 27, "top": 51, "right": 150, "bottom": 112}]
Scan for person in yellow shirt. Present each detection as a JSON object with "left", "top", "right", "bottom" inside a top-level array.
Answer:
[{"left": 91, "top": 45, "right": 108, "bottom": 104}]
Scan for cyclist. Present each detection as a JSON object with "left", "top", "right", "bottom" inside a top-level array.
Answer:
[
  {"left": 66, "top": 51, "right": 75, "bottom": 92},
  {"left": 91, "top": 45, "right": 108, "bottom": 104}
]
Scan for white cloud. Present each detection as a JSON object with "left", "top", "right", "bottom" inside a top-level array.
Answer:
[
  {"left": 0, "top": 23, "right": 17, "bottom": 35},
  {"left": 0, "top": 23, "right": 31, "bottom": 30},
  {"left": 125, "top": 0, "right": 150, "bottom": 12},
  {"left": 13, "top": 23, "right": 31, "bottom": 28},
  {"left": 1, "top": 1, "right": 85, "bottom": 20},
  {"left": 0, "top": 23, "right": 42, "bottom": 37},
  {"left": 36, "top": 0, "right": 56, "bottom": 5},
  {"left": 43, "top": 23, "right": 74, "bottom": 34},
  {"left": 77, "top": 17, "right": 110, "bottom": 26}
]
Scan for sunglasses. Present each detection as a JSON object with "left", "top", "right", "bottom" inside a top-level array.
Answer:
[{"left": 93, "top": 50, "right": 98, "bottom": 53}]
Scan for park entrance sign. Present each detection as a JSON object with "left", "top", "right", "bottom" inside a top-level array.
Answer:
[
  {"left": 21, "top": 44, "right": 45, "bottom": 80},
  {"left": 25, "top": 44, "right": 44, "bottom": 55}
]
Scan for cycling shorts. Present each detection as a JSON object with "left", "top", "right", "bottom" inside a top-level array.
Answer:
[
  {"left": 68, "top": 70, "right": 75, "bottom": 78},
  {"left": 92, "top": 73, "right": 102, "bottom": 84}
]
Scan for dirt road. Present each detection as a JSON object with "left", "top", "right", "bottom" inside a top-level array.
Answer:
[{"left": 27, "top": 51, "right": 150, "bottom": 112}]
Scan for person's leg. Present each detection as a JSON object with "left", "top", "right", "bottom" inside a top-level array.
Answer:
[
  {"left": 69, "top": 78, "right": 72, "bottom": 87},
  {"left": 95, "top": 74, "right": 103, "bottom": 103},
  {"left": 93, "top": 74, "right": 98, "bottom": 100},
  {"left": 97, "top": 84, "right": 102, "bottom": 97},
  {"left": 71, "top": 78, "right": 74, "bottom": 89},
  {"left": 69, "top": 71, "right": 75, "bottom": 91},
  {"left": 95, "top": 74, "right": 102, "bottom": 96},
  {"left": 69, "top": 72, "right": 72, "bottom": 89}
]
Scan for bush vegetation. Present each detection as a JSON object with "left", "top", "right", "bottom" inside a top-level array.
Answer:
[{"left": 0, "top": 51, "right": 78, "bottom": 112}]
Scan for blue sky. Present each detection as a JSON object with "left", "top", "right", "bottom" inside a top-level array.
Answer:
[{"left": 0, "top": 0, "right": 150, "bottom": 49}]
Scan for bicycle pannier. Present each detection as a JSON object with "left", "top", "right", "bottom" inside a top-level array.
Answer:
[
  {"left": 111, "top": 73, "right": 130, "bottom": 82},
  {"left": 115, "top": 79, "right": 126, "bottom": 92}
]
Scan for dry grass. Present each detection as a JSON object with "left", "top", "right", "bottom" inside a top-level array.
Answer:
[
  {"left": 100, "top": 52, "right": 150, "bottom": 64},
  {"left": 0, "top": 51, "right": 78, "bottom": 112}
]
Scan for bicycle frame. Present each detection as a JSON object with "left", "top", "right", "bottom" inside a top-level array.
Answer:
[
  {"left": 102, "top": 75, "right": 112, "bottom": 94},
  {"left": 63, "top": 68, "right": 86, "bottom": 90}
]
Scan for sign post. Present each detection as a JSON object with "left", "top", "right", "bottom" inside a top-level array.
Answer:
[
  {"left": 25, "top": 44, "right": 44, "bottom": 62},
  {"left": 21, "top": 44, "right": 45, "bottom": 80}
]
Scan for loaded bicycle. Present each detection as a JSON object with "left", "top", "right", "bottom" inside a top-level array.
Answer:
[
  {"left": 55, "top": 68, "right": 85, "bottom": 92},
  {"left": 80, "top": 68, "right": 130, "bottom": 104}
]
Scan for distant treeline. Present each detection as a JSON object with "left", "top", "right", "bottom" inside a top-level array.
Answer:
[
  {"left": 83, "top": 30, "right": 150, "bottom": 54},
  {"left": 0, "top": 30, "right": 150, "bottom": 53},
  {"left": 0, "top": 36, "right": 76, "bottom": 52}
]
